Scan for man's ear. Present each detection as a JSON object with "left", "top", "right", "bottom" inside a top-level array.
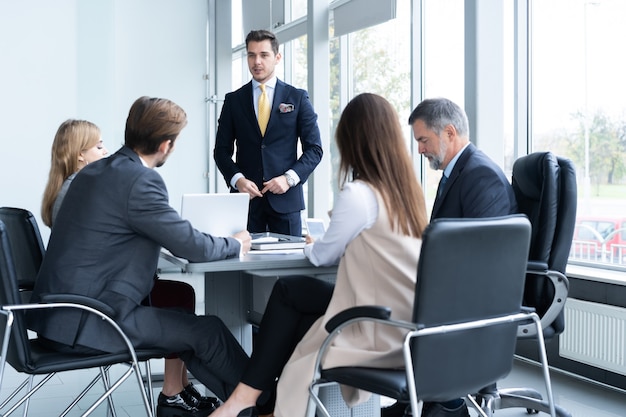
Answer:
[
  {"left": 159, "top": 140, "right": 172, "bottom": 154},
  {"left": 444, "top": 124, "right": 457, "bottom": 140}
]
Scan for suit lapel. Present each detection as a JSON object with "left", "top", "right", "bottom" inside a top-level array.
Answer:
[
  {"left": 266, "top": 80, "right": 287, "bottom": 134},
  {"left": 430, "top": 144, "right": 474, "bottom": 219},
  {"left": 240, "top": 82, "right": 259, "bottom": 131}
]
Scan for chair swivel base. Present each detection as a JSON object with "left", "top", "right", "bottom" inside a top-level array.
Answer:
[{"left": 477, "top": 389, "right": 572, "bottom": 417}]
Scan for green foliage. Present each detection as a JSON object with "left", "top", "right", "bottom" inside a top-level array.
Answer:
[{"left": 567, "top": 111, "right": 626, "bottom": 186}]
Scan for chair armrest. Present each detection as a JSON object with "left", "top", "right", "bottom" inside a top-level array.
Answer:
[
  {"left": 527, "top": 260, "right": 549, "bottom": 272},
  {"left": 312, "top": 305, "right": 416, "bottom": 383},
  {"left": 4, "top": 298, "right": 144, "bottom": 364},
  {"left": 40, "top": 293, "right": 116, "bottom": 318},
  {"left": 517, "top": 269, "right": 569, "bottom": 338},
  {"left": 325, "top": 306, "right": 392, "bottom": 333}
]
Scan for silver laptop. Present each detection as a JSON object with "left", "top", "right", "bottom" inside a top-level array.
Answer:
[{"left": 180, "top": 193, "right": 249, "bottom": 237}]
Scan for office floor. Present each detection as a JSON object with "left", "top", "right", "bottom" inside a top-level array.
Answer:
[{"left": 0, "top": 358, "right": 624, "bottom": 417}]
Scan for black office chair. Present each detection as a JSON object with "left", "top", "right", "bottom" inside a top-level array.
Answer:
[
  {"left": 0, "top": 219, "right": 164, "bottom": 417},
  {"left": 306, "top": 215, "right": 557, "bottom": 417},
  {"left": 0, "top": 207, "right": 45, "bottom": 297},
  {"left": 477, "top": 152, "right": 577, "bottom": 417}
]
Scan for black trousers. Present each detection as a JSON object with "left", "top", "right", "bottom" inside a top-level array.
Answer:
[
  {"left": 43, "top": 280, "right": 248, "bottom": 402},
  {"left": 248, "top": 195, "right": 302, "bottom": 236},
  {"left": 241, "top": 276, "right": 334, "bottom": 412}
]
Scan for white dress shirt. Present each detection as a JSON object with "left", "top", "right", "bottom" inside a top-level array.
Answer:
[{"left": 304, "top": 181, "right": 378, "bottom": 266}]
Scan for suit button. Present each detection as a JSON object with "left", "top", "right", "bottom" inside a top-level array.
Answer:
[{"left": 261, "top": 144, "right": 266, "bottom": 149}]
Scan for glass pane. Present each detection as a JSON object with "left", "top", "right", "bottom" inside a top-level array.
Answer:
[
  {"left": 531, "top": 0, "right": 626, "bottom": 266},
  {"left": 422, "top": 0, "right": 465, "bottom": 212},
  {"left": 285, "top": 35, "right": 307, "bottom": 91},
  {"left": 289, "top": 0, "right": 307, "bottom": 21},
  {"left": 328, "top": 0, "right": 411, "bottom": 208},
  {"left": 283, "top": 35, "right": 309, "bottom": 213},
  {"left": 232, "top": 0, "right": 243, "bottom": 47}
]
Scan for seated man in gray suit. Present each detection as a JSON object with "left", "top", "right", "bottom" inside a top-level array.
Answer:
[{"left": 29, "top": 96, "right": 251, "bottom": 417}]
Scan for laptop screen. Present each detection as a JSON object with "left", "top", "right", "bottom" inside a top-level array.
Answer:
[{"left": 180, "top": 193, "right": 249, "bottom": 237}]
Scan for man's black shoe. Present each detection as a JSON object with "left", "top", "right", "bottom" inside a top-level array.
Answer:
[
  {"left": 184, "top": 383, "right": 220, "bottom": 411},
  {"left": 421, "top": 402, "right": 469, "bottom": 417},
  {"left": 157, "top": 391, "right": 213, "bottom": 417}
]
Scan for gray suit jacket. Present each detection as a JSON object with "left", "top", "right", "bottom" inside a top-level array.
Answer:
[{"left": 29, "top": 146, "right": 241, "bottom": 352}]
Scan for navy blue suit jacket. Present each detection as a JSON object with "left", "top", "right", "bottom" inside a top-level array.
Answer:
[
  {"left": 431, "top": 143, "right": 517, "bottom": 220},
  {"left": 214, "top": 79, "right": 322, "bottom": 214}
]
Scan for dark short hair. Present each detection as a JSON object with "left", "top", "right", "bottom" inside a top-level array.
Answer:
[
  {"left": 124, "top": 96, "right": 188, "bottom": 155},
  {"left": 245, "top": 29, "right": 279, "bottom": 55}
]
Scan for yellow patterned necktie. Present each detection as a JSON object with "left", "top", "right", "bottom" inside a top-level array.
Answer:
[{"left": 258, "top": 84, "right": 270, "bottom": 136}]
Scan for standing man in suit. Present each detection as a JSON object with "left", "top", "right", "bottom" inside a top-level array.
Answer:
[
  {"left": 403, "top": 98, "right": 516, "bottom": 417},
  {"left": 29, "top": 96, "right": 252, "bottom": 413},
  {"left": 214, "top": 29, "right": 323, "bottom": 236}
]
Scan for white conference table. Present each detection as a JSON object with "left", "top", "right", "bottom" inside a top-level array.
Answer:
[{"left": 159, "top": 251, "right": 338, "bottom": 353}]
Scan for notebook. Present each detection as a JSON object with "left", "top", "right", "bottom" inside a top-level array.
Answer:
[
  {"left": 180, "top": 193, "right": 249, "bottom": 237},
  {"left": 250, "top": 232, "right": 306, "bottom": 250}
]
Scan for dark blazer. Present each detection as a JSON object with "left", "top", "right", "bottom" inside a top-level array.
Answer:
[
  {"left": 214, "top": 79, "right": 323, "bottom": 214},
  {"left": 431, "top": 143, "right": 517, "bottom": 220},
  {"left": 29, "top": 146, "right": 241, "bottom": 353}
]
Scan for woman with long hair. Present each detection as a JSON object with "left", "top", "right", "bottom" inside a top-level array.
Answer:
[{"left": 41, "top": 119, "right": 108, "bottom": 227}]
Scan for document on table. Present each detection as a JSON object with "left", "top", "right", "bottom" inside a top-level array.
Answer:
[{"left": 246, "top": 249, "right": 304, "bottom": 255}]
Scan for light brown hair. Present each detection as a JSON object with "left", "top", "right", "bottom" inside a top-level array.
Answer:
[{"left": 124, "top": 96, "right": 188, "bottom": 155}]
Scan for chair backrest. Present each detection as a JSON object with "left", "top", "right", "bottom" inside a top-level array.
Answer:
[
  {"left": 0, "top": 220, "right": 35, "bottom": 371},
  {"left": 511, "top": 153, "right": 577, "bottom": 335},
  {"left": 0, "top": 207, "right": 45, "bottom": 293},
  {"left": 411, "top": 215, "right": 531, "bottom": 401},
  {"left": 552, "top": 157, "right": 577, "bottom": 273}
]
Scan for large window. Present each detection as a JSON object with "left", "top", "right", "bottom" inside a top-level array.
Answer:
[
  {"left": 226, "top": 1, "right": 626, "bottom": 271},
  {"left": 530, "top": 0, "right": 626, "bottom": 267}
]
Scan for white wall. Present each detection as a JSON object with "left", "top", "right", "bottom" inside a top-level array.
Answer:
[{"left": 0, "top": 0, "right": 209, "bottom": 244}]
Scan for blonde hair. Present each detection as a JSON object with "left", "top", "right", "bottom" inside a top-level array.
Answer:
[
  {"left": 336, "top": 93, "right": 428, "bottom": 238},
  {"left": 41, "top": 119, "right": 101, "bottom": 227}
]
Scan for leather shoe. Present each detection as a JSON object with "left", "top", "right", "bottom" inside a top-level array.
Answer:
[
  {"left": 184, "top": 383, "right": 220, "bottom": 411},
  {"left": 421, "top": 402, "right": 469, "bottom": 417},
  {"left": 235, "top": 406, "right": 258, "bottom": 417},
  {"left": 157, "top": 391, "right": 213, "bottom": 417}
]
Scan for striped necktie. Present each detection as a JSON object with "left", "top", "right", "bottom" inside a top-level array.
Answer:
[{"left": 258, "top": 84, "right": 270, "bottom": 136}]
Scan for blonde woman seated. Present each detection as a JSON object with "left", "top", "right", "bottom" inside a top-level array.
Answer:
[
  {"left": 41, "top": 119, "right": 217, "bottom": 417},
  {"left": 211, "top": 93, "right": 428, "bottom": 417}
]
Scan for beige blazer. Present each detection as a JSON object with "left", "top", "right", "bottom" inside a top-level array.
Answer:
[{"left": 275, "top": 190, "right": 422, "bottom": 417}]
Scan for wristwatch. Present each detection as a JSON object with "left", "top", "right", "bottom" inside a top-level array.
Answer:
[{"left": 284, "top": 172, "right": 296, "bottom": 187}]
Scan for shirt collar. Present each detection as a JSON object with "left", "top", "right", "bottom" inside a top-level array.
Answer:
[
  {"left": 138, "top": 155, "right": 150, "bottom": 168},
  {"left": 252, "top": 76, "right": 277, "bottom": 90},
  {"left": 443, "top": 142, "right": 470, "bottom": 178}
]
